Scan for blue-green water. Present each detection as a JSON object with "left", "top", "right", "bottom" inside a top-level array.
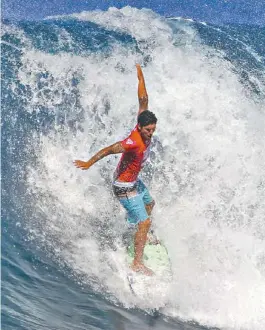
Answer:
[{"left": 2, "top": 7, "right": 265, "bottom": 330}]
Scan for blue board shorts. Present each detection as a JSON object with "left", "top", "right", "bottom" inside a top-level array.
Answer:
[{"left": 113, "top": 180, "right": 153, "bottom": 225}]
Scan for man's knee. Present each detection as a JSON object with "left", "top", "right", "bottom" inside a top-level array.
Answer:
[
  {"left": 139, "top": 217, "right": 151, "bottom": 229},
  {"left": 145, "top": 200, "right": 155, "bottom": 215},
  {"left": 149, "top": 200, "right": 155, "bottom": 209}
]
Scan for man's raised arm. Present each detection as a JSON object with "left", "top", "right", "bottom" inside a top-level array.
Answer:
[
  {"left": 74, "top": 142, "right": 124, "bottom": 170},
  {"left": 136, "top": 64, "right": 148, "bottom": 116}
]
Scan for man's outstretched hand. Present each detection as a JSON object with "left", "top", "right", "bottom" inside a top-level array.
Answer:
[
  {"left": 73, "top": 160, "right": 91, "bottom": 170},
  {"left": 136, "top": 64, "right": 148, "bottom": 114},
  {"left": 136, "top": 63, "right": 143, "bottom": 80}
]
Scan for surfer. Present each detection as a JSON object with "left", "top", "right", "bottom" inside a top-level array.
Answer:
[{"left": 74, "top": 64, "right": 157, "bottom": 276}]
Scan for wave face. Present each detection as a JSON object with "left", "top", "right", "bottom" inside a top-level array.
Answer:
[{"left": 2, "top": 7, "right": 265, "bottom": 330}]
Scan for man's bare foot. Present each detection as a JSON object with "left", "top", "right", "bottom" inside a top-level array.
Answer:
[{"left": 130, "top": 262, "right": 154, "bottom": 276}]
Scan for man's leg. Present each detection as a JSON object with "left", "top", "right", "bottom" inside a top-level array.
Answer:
[
  {"left": 131, "top": 217, "right": 154, "bottom": 275},
  {"left": 144, "top": 200, "right": 159, "bottom": 244},
  {"left": 115, "top": 183, "right": 154, "bottom": 275},
  {"left": 131, "top": 194, "right": 155, "bottom": 275},
  {"left": 130, "top": 183, "right": 156, "bottom": 274},
  {"left": 145, "top": 200, "right": 155, "bottom": 216}
]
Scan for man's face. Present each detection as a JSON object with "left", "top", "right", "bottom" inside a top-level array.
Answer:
[{"left": 138, "top": 123, "right": 156, "bottom": 142}]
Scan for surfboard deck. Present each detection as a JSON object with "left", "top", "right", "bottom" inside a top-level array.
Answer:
[
  {"left": 126, "top": 241, "right": 171, "bottom": 276},
  {"left": 126, "top": 241, "right": 172, "bottom": 296}
]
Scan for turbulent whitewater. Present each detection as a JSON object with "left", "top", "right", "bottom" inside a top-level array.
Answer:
[{"left": 2, "top": 7, "right": 265, "bottom": 330}]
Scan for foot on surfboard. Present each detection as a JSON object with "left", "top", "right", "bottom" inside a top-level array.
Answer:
[{"left": 130, "top": 262, "right": 154, "bottom": 276}]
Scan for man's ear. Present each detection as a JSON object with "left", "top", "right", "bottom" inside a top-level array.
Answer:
[{"left": 137, "top": 124, "right": 142, "bottom": 130}]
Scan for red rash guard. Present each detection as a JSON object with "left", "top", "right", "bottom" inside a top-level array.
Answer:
[{"left": 114, "top": 125, "right": 151, "bottom": 184}]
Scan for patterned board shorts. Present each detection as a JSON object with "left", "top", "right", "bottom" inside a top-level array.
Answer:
[{"left": 113, "top": 179, "right": 153, "bottom": 225}]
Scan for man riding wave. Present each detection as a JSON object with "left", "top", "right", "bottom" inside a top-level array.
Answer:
[{"left": 74, "top": 64, "right": 157, "bottom": 276}]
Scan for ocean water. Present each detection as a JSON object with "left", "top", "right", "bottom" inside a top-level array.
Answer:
[{"left": 2, "top": 7, "right": 265, "bottom": 330}]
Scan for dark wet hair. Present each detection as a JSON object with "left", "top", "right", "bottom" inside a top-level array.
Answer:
[{"left": 137, "top": 110, "right": 157, "bottom": 127}]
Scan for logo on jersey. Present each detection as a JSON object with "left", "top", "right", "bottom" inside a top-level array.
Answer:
[{"left": 126, "top": 138, "right": 134, "bottom": 145}]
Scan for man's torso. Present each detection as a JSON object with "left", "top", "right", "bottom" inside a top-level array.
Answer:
[{"left": 114, "top": 126, "right": 151, "bottom": 187}]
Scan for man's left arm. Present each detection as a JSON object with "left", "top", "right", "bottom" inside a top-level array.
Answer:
[
  {"left": 136, "top": 64, "right": 148, "bottom": 116},
  {"left": 74, "top": 142, "right": 124, "bottom": 170}
]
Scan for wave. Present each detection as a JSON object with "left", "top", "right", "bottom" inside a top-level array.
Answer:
[{"left": 2, "top": 7, "right": 265, "bottom": 330}]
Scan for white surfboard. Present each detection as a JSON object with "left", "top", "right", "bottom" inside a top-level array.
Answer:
[
  {"left": 126, "top": 242, "right": 172, "bottom": 295},
  {"left": 127, "top": 242, "right": 171, "bottom": 274}
]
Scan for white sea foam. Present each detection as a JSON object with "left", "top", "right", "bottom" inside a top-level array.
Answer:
[{"left": 14, "top": 7, "right": 265, "bottom": 330}]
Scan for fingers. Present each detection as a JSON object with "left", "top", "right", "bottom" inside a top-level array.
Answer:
[
  {"left": 136, "top": 64, "right": 141, "bottom": 73},
  {"left": 73, "top": 160, "right": 88, "bottom": 170},
  {"left": 73, "top": 160, "right": 80, "bottom": 167}
]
